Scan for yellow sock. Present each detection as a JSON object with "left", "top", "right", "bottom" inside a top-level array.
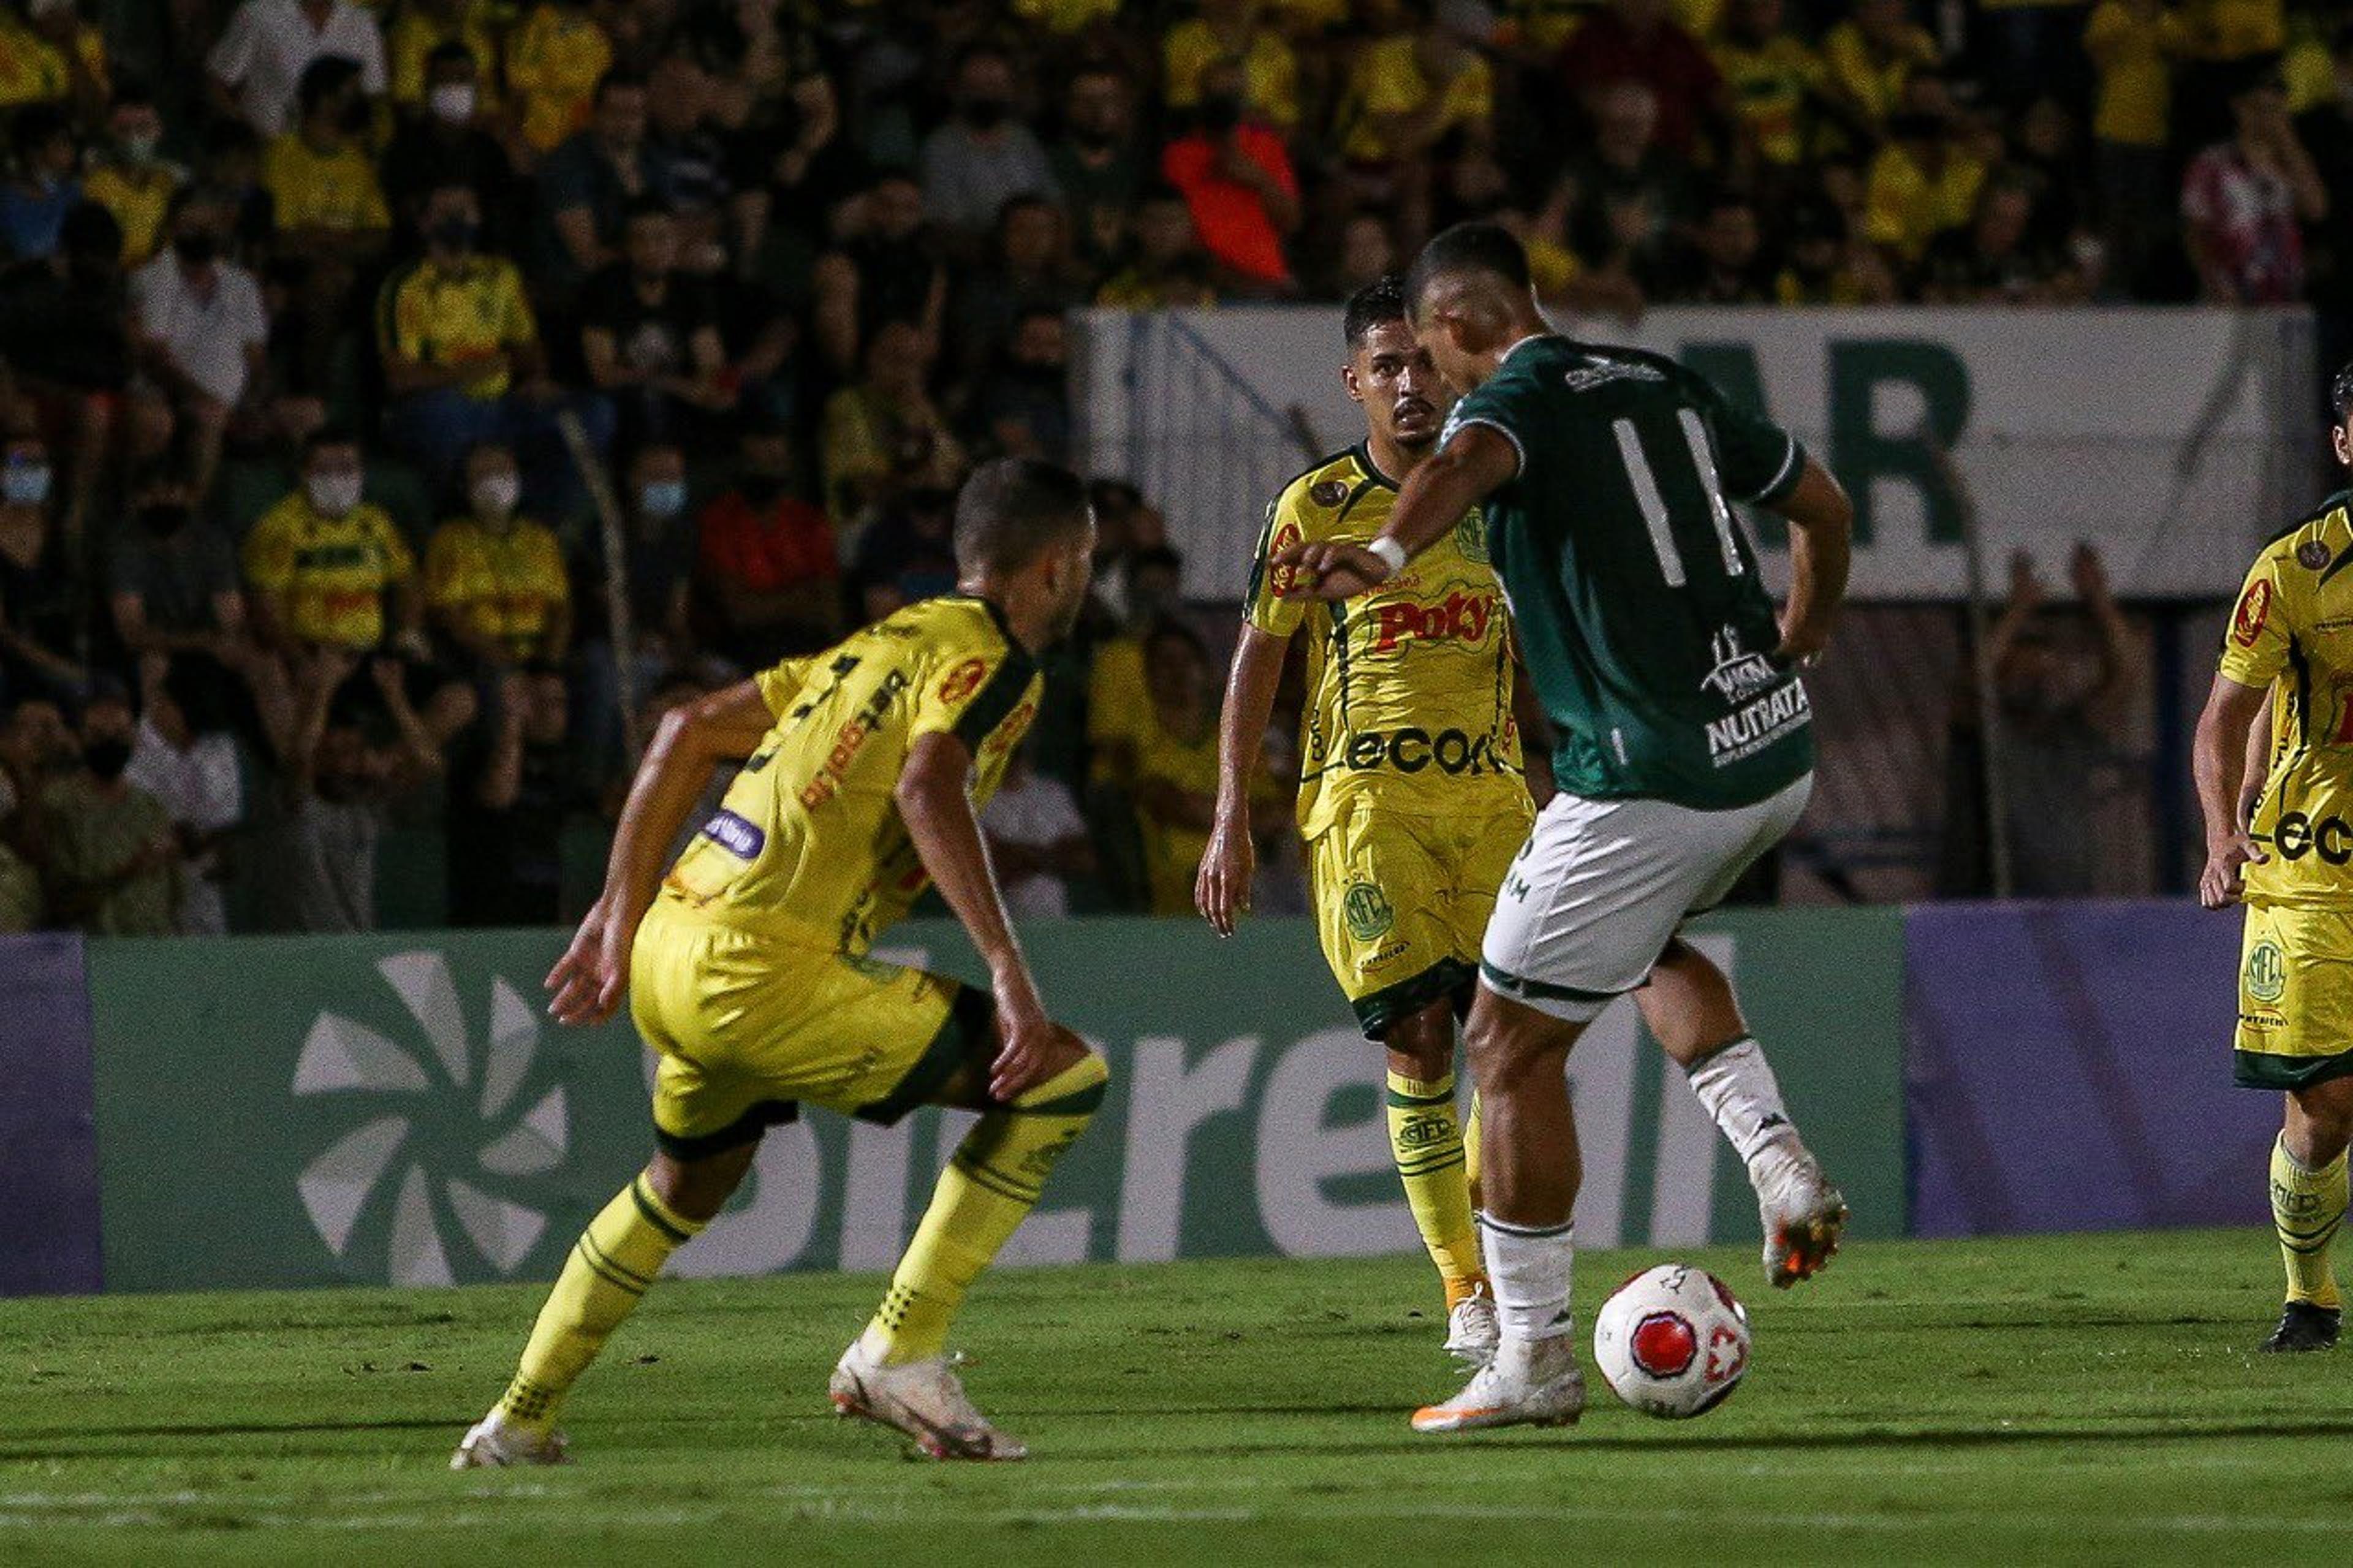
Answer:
[
  {"left": 1386, "top": 1070, "right": 1486, "bottom": 1305},
  {"left": 498, "top": 1174, "right": 706, "bottom": 1429},
  {"left": 1464, "top": 1089, "right": 1484, "bottom": 1216},
  {"left": 866, "top": 1053, "right": 1109, "bottom": 1364},
  {"left": 2272, "top": 1136, "right": 2347, "bottom": 1309}
]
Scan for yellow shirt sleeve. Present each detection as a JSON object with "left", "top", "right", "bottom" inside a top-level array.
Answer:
[
  {"left": 2218, "top": 547, "right": 2296, "bottom": 690},
  {"left": 371, "top": 510, "right": 417, "bottom": 582},
  {"left": 498, "top": 263, "right": 538, "bottom": 346},
  {"left": 241, "top": 503, "right": 297, "bottom": 592},
  {"left": 528, "top": 526, "right": 570, "bottom": 607},
  {"left": 754, "top": 655, "right": 819, "bottom": 719},
  {"left": 911, "top": 630, "right": 1033, "bottom": 748},
  {"left": 1244, "top": 485, "right": 1314, "bottom": 638},
  {"left": 425, "top": 523, "right": 477, "bottom": 609}
]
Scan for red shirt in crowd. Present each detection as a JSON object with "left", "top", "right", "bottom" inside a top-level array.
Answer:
[
  {"left": 1161, "top": 126, "right": 1299, "bottom": 286},
  {"left": 1556, "top": 12, "right": 1724, "bottom": 158},
  {"left": 697, "top": 491, "right": 840, "bottom": 594}
]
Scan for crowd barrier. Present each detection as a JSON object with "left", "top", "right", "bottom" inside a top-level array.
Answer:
[{"left": 0, "top": 901, "right": 2269, "bottom": 1297}]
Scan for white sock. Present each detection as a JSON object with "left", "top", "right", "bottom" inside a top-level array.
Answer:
[
  {"left": 1686, "top": 1036, "right": 1805, "bottom": 1191},
  {"left": 1479, "top": 1213, "right": 1575, "bottom": 1344}
]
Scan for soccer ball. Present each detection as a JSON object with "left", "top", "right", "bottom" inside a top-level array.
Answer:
[{"left": 1592, "top": 1263, "right": 1751, "bottom": 1419}]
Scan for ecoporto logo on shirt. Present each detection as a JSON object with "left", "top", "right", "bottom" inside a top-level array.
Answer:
[{"left": 293, "top": 951, "right": 569, "bottom": 1286}]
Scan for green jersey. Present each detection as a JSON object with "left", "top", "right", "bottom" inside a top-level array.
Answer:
[{"left": 1439, "top": 335, "right": 1813, "bottom": 809}]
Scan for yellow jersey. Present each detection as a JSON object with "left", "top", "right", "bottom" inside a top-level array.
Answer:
[
  {"left": 1715, "top": 34, "right": 1827, "bottom": 166},
  {"left": 262, "top": 134, "right": 389, "bottom": 235},
  {"left": 1133, "top": 703, "right": 1222, "bottom": 917},
  {"left": 1161, "top": 21, "right": 1299, "bottom": 127},
  {"left": 662, "top": 594, "right": 1044, "bottom": 955},
  {"left": 425, "top": 516, "right": 570, "bottom": 659},
  {"left": 1335, "top": 38, "right": 1492, "bottom": 164},
  {"left": 1243, "top": 445, "right": 1527, "bottom": 841},
  {"left": 376, "top": 256, "right": 539, "bottom": 400},
  {"left": 2223, "top": 492, "right": 2353, "bottom": 911},
  {"left": 0, "top": 17, "right": 104, "bottom": 109},
  {"left": 388, "top": 3, "right": 501, "bottom": 109},
  {"left": 506, "top": 4, "right": 612, "bottom": 152},
  {"left": 83, "top": 163, "right": 179, "bottom": 266},
  {"left": 241, "top": 494, "right": 415, "bottom": 650}
]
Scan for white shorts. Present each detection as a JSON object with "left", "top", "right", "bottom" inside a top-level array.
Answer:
[{"left": 1479, "top": 773, "right": 1814, "bottom": 1023}]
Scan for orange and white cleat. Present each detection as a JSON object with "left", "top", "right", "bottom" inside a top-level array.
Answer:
[
  {"left": 829, "top": 1336, "right": 1028, "bottom": 1461},
  {"left": 1759, "top": 1155, "right": 1848, "bottom": 1289},
  {"left": 1410, "top": 1335, "right": 1586, "bottom": 1434}
]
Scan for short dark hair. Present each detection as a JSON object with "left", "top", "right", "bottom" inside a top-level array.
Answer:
[
  {"left": 953, "top": 457, "right": 1091, "bottom": 576},
  {"left": 623, "top": 194, "right": 676, "bottom": 225},
  {"left": 1406, "top": 221, "right": 1532, "bottom": 309},
  {"left": 426, "top": 40, "right": 477, "bottom": 72},
  {"left": 297, "top": 53, "right": 364, "bottom": 116},
  {"left": 2332, "top": 360, "right": 2353, "bottom": 425},
  {"left": 1343, "top": 274, "right": 1409, "bottom": 350},
  {"left": 304, "top": 424, "right": 360, "bottom": 460},
  {"left": 594, "top": 69, "right": 648, "bottom": 104}
]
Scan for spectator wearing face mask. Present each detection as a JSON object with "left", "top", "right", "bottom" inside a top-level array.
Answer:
[
  {"left": 387, "top": 0, "right": 500, "bottom": 120},
  {"left": 382, "top": 42, "right": 519, "bottom": 254},
  {"left": 576, "top": 440, "right": 697, "bottom": 774},
  {"left": 82, "top": 83, "right": 183, "bottom": 268},
  {"left": 130, "top": 189, "right": 279, "bottom": 497},
  {"left": 37, "top": 681, "right": 181, "bottom": 936},
  {"left": 0, "top": 434, "right": 85, "bottom": 702},
  {"left": 426, "top": 442, "right": 572, "bottom": 675},
  {"left": 108, "top": 464, "right": 252, "bottom": 670},
  {"left": 207, "top": 0, "right": 386, "bottom": 140},
  {"left": 241, "top": 426, "right": 423, "bottom": 655},
  {"left": 124, "top": 653, "right": 248, "bottom": 935},
  {"left": 918, "top": 44, "right": 1059, "bottom": 252},
  {"left": 696, "top": 416, "right": 839, "bottom": 667}
]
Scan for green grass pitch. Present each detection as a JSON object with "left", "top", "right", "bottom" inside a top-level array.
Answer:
[{"left": 1, "top": 1229, "right": 2341, "bottom": 1565}]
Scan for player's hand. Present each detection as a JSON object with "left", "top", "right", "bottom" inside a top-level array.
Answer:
[
  {"left": 1271, "top": 539, "right": 1392, "bottom": 601},
  {"left": 1194, "top": 819, "right": 1255, "bottom": 937},
  {"left": 1773, "top": 611, "right": 1832, "bottom": 667},
  {"left": 2199, "top": 831, "right": 2266, "bottom": 910},
  {"left": 987, "top": 977, "right": 1061, "bottom": 1100},
  {"left": 547, "top": 896, "right": 635, "bottom": 1025}
]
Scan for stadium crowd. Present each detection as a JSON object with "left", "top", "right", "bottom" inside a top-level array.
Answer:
[{"left": 0, "top": 0, "right": 2343, "bottom": 937}]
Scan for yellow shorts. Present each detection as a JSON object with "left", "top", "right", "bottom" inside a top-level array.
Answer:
[
  {"left": 630, "top": 905, "right": 991, "bottom": 1157},
  {"left": 1309, "top": 794, "right": 1533, "bottom": 1039},
  {"left": 2236, "top": 903, "right": 2353, "bottom": 1090}
]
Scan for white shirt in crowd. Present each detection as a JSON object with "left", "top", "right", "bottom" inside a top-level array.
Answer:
[
  {"left": 981, "top": 770, "right": 1087, "bottom": 920},
  {"left": 131, "top": 252, "right": 270, "bottom": 409},
  {"left": 206, "top": 0, "right": 387, "bottom": 138},
  {"left": 124, "top": 720, "right": 244, "bottom": 936}
]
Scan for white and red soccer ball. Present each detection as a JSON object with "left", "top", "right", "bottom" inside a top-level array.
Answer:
[{"left": 1592, "top": 1263, "right": 1751, "bottom": 1419}]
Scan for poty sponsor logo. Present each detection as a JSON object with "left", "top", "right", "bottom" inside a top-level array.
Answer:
[
  {"left": 701, "top": 809, "right": 765, "bottom": 860},
  {"left": 1372, "top": 590, "right": 1501, "bottom": 653},
  {"left": 1705, "top": 683, "right": 1811, "bottom": 765}
]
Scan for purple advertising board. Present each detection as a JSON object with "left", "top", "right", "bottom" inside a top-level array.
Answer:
[
  {"left": 0, "top": 934, "right": 102, "bottom": 1294},
  {"left": 1906, "top": 901, "right": 2281, "bottom": 1238}
]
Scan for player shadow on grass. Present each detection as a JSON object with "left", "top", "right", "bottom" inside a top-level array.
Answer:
[{"left": 1154, "top": 1415, "right": 2353, "bottom": 1457}]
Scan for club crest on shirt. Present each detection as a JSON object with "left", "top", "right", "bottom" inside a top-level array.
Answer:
[
  {"left": 2233, "top": 580, "right": 2273, "bottom": 648},
  {"left": 2301, "top": 540, "right": 2333, "bottom": 571},
  {"left": 1455, "top": 509, "right": 1490, "bottom": 564},
  {"left": 1310, "top": 479, "right": 1349, "bottom": 507}
]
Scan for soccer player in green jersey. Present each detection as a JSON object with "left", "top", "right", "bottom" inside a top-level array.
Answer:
[{"left": 1280, "top": 222, "right": 1858, "bottom": 1433}]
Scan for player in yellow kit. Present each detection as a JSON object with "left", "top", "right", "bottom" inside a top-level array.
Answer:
[
  {"left": 454, "top": 460, "right": 1104, "bottom": 1466},
  {"left": 1197, "top": 277, "right": 1542, "bottom": 1366},
  {"left": 2196, "top": 361, "right": 2353, "bottom": 1354}
]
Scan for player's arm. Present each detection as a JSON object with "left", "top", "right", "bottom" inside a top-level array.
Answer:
[
  {"left": 546, "top": 680, "right": 777, "bottom": 1026},
  {"left": 1197, "top": 624, "right": 1289, "bottom": 936},
  {"left": 2239, "top": 695, "right": 2273, "bottom": 832},
  {"left": 2194, "top": 672, "right": 2272, "bottom": 911},
  {"left": 896, "top": 730, "right": 1061, "bottom": 1100},
  {"left": 1759, "top": 456, "right": 1853, "bottom": 663},
  {"left": 1509, "top": 644, "right": 1557, "bottom": 808},
  {"left": 1276, "top": 425, "right": 1518, "bottom": 599}
]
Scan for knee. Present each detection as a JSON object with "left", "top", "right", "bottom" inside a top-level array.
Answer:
[
  {"left": 645, "top": 1145, "right": 754, "bottom": 1223},
  {"left": 1382, "top": 1007, "right": 1455, "bottom": 1083},
  {"left": 1013, "top": 1034, "right": 1109, "bottom": 1112},
  {"left": 1467, "top": 1009, "right": 1571, "bottom": 1095}
]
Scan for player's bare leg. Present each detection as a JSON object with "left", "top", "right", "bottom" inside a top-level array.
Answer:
[
  {"left": 830, "top": 1020, "right": 1107, "bottom": 1460},
  {"left": 1384, "top": 1000, "right": 1495, "bottom": 1363},
  {"left": 1412, "top": 990, "right": 1588, "bottom": 1433},
  {"left": 454, "top": 1141, "right": 757, "bottom": 1468},
  {"left": 2265, "top": 1077, "right": 2353, "bottom": 1351},
  {"left": 1640, "top": 939, "right": 1847, "bottom": 1289}
]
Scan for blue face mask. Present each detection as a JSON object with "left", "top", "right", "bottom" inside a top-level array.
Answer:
[
  {"left": 2, "top": 461, "right": 51, "bottom": 507},
  {"left": 639, "top": 479, "right": 687, "bottom": 519}
]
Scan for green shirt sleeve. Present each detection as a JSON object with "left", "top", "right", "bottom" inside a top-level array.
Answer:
[{"left": 1687, "top": 369, "right": 1804, "bottom": 506}]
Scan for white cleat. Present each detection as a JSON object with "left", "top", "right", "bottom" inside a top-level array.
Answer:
[
  {"left": 1443, "top": 1287, "right": 1501, "bottom": 1367},
  {"left": 1759, "top": 1153, "right": 1849, "bottom": 1289},
  {"left": 450, "top": 1411, "right": 570, "bottom": 1469},
  {"left": 829, "top": 1337, "right": 1028, "bottom": 1461},
  {"left": 1411, "top": 1333, "right": 1586, "bottom": 1433}
]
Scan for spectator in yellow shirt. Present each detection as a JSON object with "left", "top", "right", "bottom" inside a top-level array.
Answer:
[
  {"left": 818, "top": 319, "right": 967, "bottom": 540},
  {"left": 425, "top": 442, "right": 571, "bottom": 669},
  {"left": 506, "top": 0, "right": 613, "bottom": 154},
  {"left": 2086, "top": 0, "right": 2189, "bottom": 296},
  {"left": 263, "top": 55, "right": 390, "bottom": 260},
  {"left": 1863, "top": 93, "right": 1988, "bottom": 268},
  {"left": 1164, "top": 0, "right": 1300, "bottom": 130},
  {"left": 0, "top": 0, "right": 107, "bottom": 123},
  {"left": 1823, "top": 0, "right": 1941, "bottom": 134},
  {"left": 1333, "top": 0, "right": 1491, "bottom": 244},
  {"left": 242, "top": 428, "right": 422, "bottom": 653},
  {"left": 82, "top": 86, "right": 183, "bottom": 267},
  {"left": 1715, "top": 0, "right": 1842, "bottom": 174},
  {"left": 1131, "top": 619, "right": 1281, "bottom": 916}
]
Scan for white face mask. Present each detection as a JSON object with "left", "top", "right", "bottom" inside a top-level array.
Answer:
[
  {"left": 428, "top": 82, "right": 477, "bottom": 125},
  {"left": 2, "top": 463, "right": 52, "bottom": 507},
  {"left": 306, "top": 472, "right": 362, "bottom": 517},
  {"left": 471, "top": 471, "right": 520, "bottom": 519}
]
